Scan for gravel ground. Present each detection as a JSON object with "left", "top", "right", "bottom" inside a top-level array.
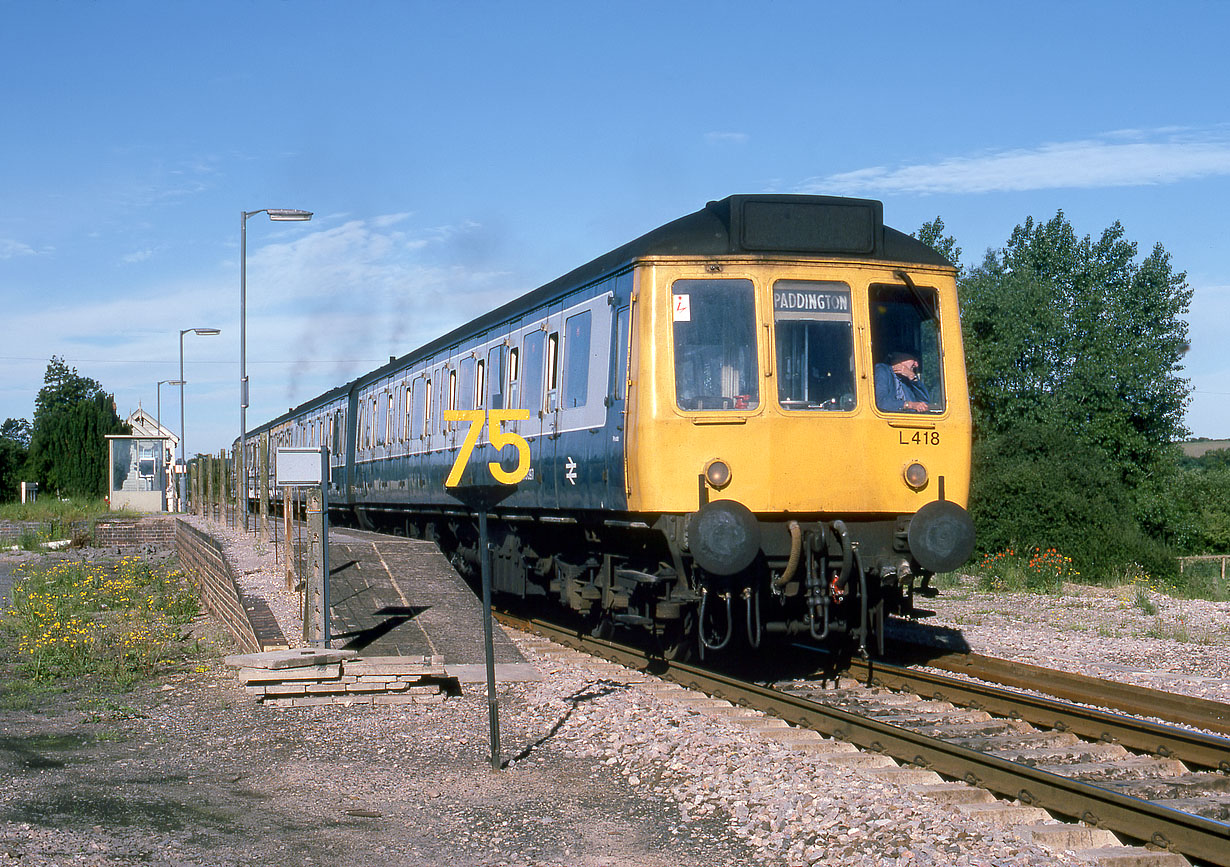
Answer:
[
  {"left": 897, "top": 576, "right": 1230, "bottom": 703},
  {"left": 2, "top": 526, "right": 1228, "bottom": 866}
]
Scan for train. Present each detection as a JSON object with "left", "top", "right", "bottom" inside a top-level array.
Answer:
[{"left": 237, "top": 194, "right": 975, "bottom": 658}]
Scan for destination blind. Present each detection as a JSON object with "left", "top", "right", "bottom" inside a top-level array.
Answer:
[{"left": 772, "top": 285, "right": 851, "bottom": 315}]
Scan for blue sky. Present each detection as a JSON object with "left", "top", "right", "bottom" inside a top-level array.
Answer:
[{"left": 3, "top": 1, "right": 1230, "bottom": 461}]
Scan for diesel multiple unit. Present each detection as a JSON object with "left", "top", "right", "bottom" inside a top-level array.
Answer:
[{"left": 239, "top": 195, "right": 975, "bottom": 657}]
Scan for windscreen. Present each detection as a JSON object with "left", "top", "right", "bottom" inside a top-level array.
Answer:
[
  {"left": 672, "top": 279, "right": 759, "bottom": 411},
  {"left": 773, "top": 280, "right": 855, "bottom": 411}
]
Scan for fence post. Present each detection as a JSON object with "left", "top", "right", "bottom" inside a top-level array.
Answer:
[
  {"left": 206, "top": 454, "right": 215, "bottom": 523},
  {"left": 259, "top": 432, "right": 270, "bottom": 544},
  {"left": 284, "top": 486, "right": 295, "bottom": 590}
]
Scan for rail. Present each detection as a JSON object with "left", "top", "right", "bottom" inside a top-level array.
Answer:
[{"left": 497, "top": 612, "right": 1230, "bottom": 866}]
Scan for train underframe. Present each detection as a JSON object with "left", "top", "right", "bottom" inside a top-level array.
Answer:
[{"left": 357, "top": 504, "right": 931, "bottom": 659}]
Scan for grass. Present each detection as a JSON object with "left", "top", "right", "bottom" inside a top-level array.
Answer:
[
  {"left": 1, "top": 498, "right": 120, "bottom": 549},
  {"left": 963, "top": 545, "right": 1230, "bottom": 603},
  {"left": 0, "top": 497, "right": 112, "bottom": 525},
  {"left": 1, "top": 555, "right": 201, "bottom": 690}
]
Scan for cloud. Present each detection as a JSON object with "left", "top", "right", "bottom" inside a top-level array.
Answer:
[
  {"left": 121, "top": 249, "right": 154, "bottom": 264},
  {"left": 236, "top": 214, "right": 522, "bottom": 404},
  {"left": 706, "top": 131, "right": 750, "bottom": 146},
  {"left": 802, "top": 128, "right": 1230, "bottom": 195},
  {"left": 0, "top": 238, "right": 37, "bottom": 259}
]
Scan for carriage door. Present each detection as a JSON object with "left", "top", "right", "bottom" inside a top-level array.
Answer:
[
  {"left": 606, "top": 298, "right": 630, "bottom": 509},
  {"left": 555, "top": 295, "right": 612, "bottom": 509},
  {"left": 541, "top": 307, "right": 565, "bottom": 505},
  {"left": 517, "top": 323, "right": 550, "bottom": 508}
]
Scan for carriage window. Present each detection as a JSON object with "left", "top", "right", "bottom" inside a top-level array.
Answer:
[
  {"left": 774, "top": 281, "right": 855, "bottom": 411},
  {"left": 522, "top": 331, "right": 546, "bottom": 416},
  {"left": 614, "top": 306, "right": 629, "bottom": 401},
  {"left": 546, "top": 331, "right": 560, "bottom": 412},
  {"left": 421, "top": 378, "right": 431, "bottom": 436},
  {"left": 488, "top": 346, "right": 506, "bottom": 410},
  {"left": 870, "top": 283, "right": 945, "bottom": 413},
  {"left": 672, "top": 279, "right": 759, "bottom": 411},
  {"left": 508, "top": 346, "right": 521, "bottom": 409},
  {"left": 457, "top": 357, "right": 476, "bottom": 410},
  {"left": 563, "top": 310, "right": 591, "bottom": 408}
]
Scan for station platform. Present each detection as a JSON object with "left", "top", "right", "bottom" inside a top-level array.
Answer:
[{"left": 322, "top": 528, "right": 538, "bottom": 684}]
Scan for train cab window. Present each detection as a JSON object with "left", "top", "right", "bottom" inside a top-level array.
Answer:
[
  {"left": 563, "top": 310, "right": 591, "bottom": 408},
  {"left": 475, "top": 359, "right": 486, "bottom": 409},
  {"left": 672, "top": 279, "right": 759, "bottom": 411},
  {"left": 522, "top": 331, "right": 546, "bottom": 417},
  {"left": 487, "top": 346, "right": 506, "bottom": 410},
  {"left": 870, "top": 283, "right": 946, "bottom": 413},
  {"left": 773, "top": 280, "right": 856, "bottom": 411}
]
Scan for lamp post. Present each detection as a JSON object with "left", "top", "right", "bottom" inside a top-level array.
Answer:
[
  {"left": 157, "top": 380, "right": 184, "bottom": 511},
  {"left": 240, "top": 207, "right": 312, "bottom": 530},
  {"left": 157, "top": 379, "right": 184, "bottom": 439},
  {"left": 179, "top": 327, "right": 221, "bottom": 511}
]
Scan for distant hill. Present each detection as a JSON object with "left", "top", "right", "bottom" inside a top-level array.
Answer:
[{"left": 1180, "top": 439, "right": 1230, "bottom": 457}]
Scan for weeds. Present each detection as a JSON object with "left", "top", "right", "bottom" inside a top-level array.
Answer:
[
  {"left": 1, "top": 556, "right": 200, "bottom": 689},
  {"left": 972, "top": 547, "right": 1079, "bottom": 594},
  {"left": 1133, "top": 585, "right": 1159, "bottom": 615}
]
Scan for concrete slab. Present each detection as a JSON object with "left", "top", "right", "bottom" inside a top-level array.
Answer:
[
  {"left": 446, "top": 663, "right": 543, "bottom": 683},
  {"left": 224, "top": 648, "right": 358, "bottom": 669},
  {"left": 324, "top": 529, "right": 532, "bottom": 681}
]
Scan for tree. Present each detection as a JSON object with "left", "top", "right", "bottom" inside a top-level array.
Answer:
[
  {"left": 25, "top": 357, "right": 128, "bottom": 499},
  {"left": 936, "top": 212, "right": 1192, "bottom": 581},
  {"left": 914, "top": 217, "right": 963, "bottom": 275},
  {"left": 0, "top": 418, "right": 31, "bottom": 503}
]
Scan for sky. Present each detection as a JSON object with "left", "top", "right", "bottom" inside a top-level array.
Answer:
[{"left": 3, "top": 0, "right": 1230, "bottom": 463}]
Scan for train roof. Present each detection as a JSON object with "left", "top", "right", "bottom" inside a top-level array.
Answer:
[
  {"left": 392, "top": 195, "right": 950, "bottom": 373},
  {"left": 248, "top": 195, "right": 951, "bottom": 435}
]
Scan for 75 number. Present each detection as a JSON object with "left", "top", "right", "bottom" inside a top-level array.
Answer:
[{"left": 442, "top": 409, "right": 532, "bottom": 487}]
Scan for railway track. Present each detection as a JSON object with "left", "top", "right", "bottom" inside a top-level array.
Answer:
[{"left": 496, "top": 612, "right": 1230, "bottom": 866}]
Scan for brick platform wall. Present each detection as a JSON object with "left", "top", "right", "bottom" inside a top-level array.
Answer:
[
  {"left": 0, "top": 520, "right": 91, "bottom": 545},
  {"left": 175, "top": 519, "right": 262, "bottom": 654},
  {"left": 94, "top": 515, "right": 178, "bottom": 551}
]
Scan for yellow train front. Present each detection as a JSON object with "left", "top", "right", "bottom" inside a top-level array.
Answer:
[{"left": 618, "top": 196, "right": 973, "bottom": 657}]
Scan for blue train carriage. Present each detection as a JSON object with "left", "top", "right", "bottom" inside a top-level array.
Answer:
[{"left": 241, "top": 195, "right": 975, "bottom": 658}]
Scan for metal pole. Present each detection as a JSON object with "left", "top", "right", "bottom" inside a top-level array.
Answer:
[
  {"left": 321, "top": 448, "right": 331, "bottom": 649},
  {"left": 478, "top": 509, "right": 500, "bottom": 770},
  {"left": 240, "top": 210, "right": 248, "bottom": 532},
  {"left": 179, "top": 330, "right": 186, "bottom": 510},
  {"left": 157, "top": 383, "right": 164, "bottom": 511}
]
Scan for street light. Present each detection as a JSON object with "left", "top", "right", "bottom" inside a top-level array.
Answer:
[
  {"left": 240, "top": 207, "right": 312, "bottom": 530},
  {"left": 179, "top": 327, "right": 221, "bottom": 511},
  {"left": 157, "top": 379, "right": 184, "bottom": 511}
]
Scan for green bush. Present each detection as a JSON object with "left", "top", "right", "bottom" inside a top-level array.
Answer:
[{"left": 969, "top": 421, "right": 1177, "bottom": 586}]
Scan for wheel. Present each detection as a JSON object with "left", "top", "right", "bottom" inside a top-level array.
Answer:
[{"left": 657, "top": 607, "right": 696, "bottom": 662}]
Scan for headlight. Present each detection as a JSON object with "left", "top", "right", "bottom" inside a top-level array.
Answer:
[
  {"left": 903, "top": 461, "right": 928, "bottom": 490},
  {"left": 704, "top": 459, "right": 732, "bottom": 489}
]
